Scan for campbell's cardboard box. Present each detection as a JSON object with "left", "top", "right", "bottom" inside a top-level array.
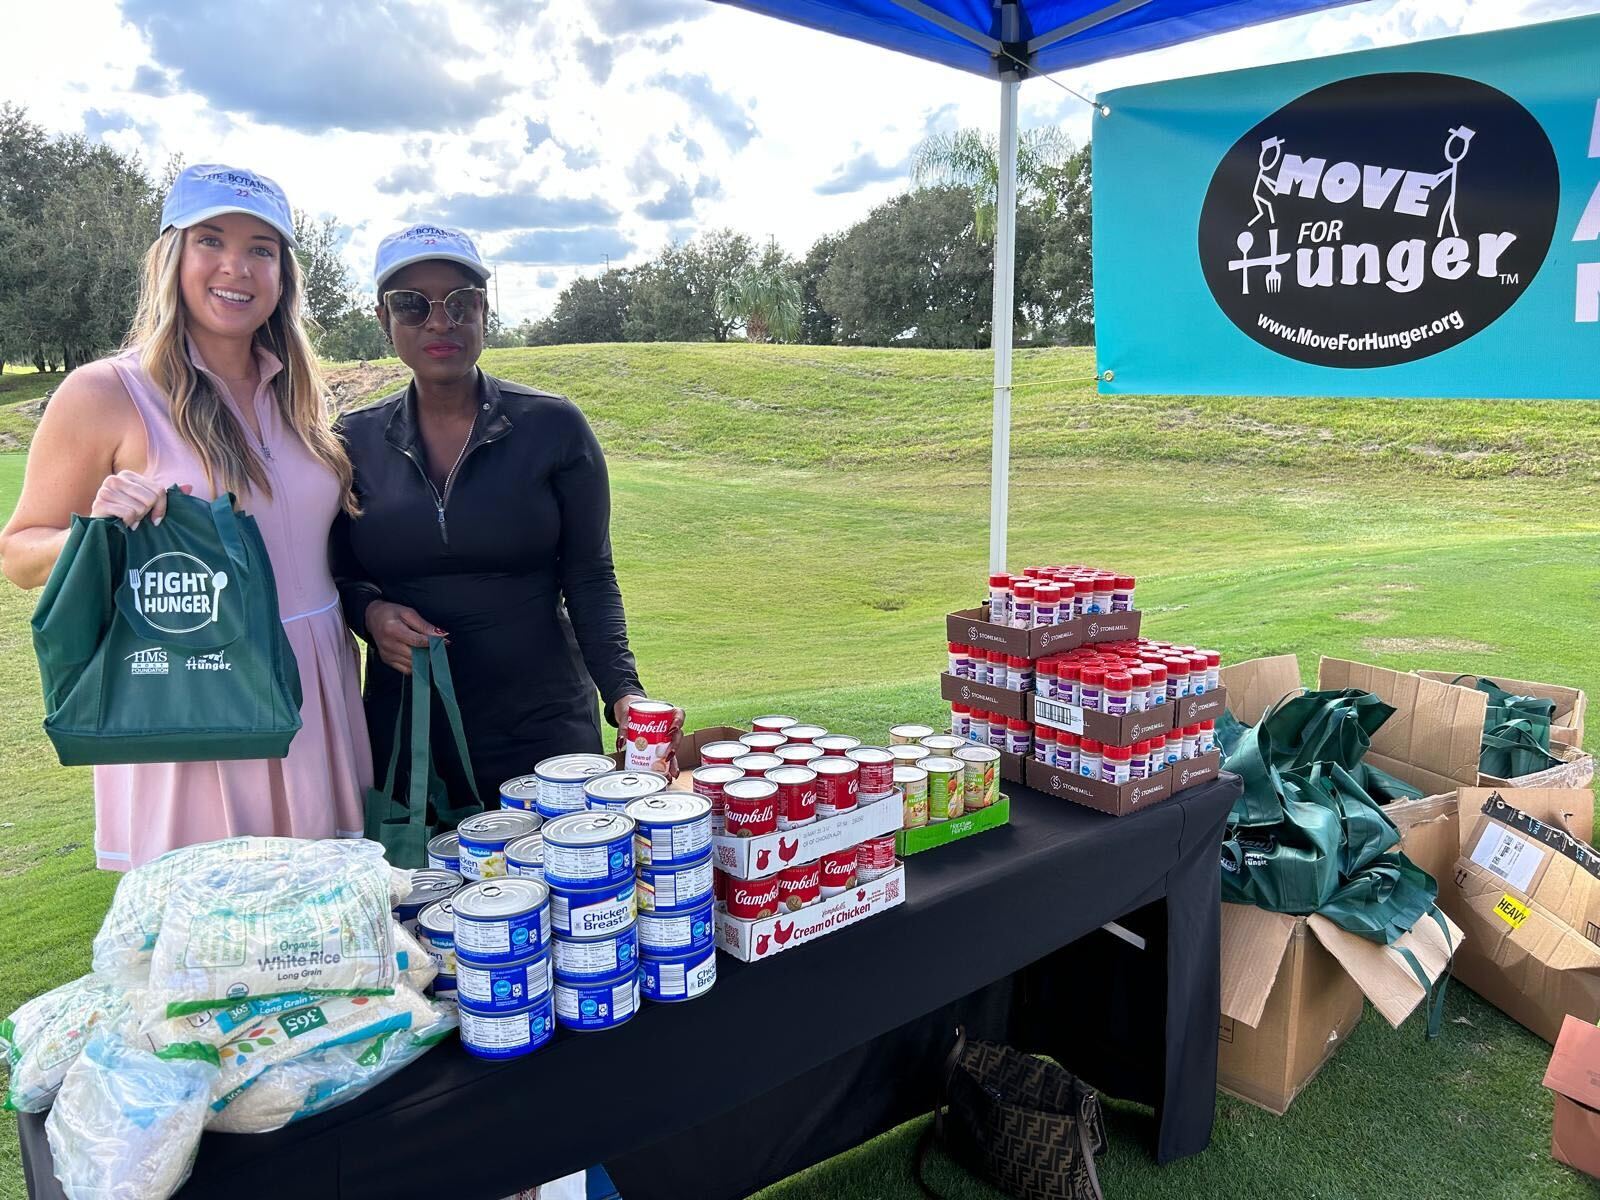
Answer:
[
  {"left": 715, "top": 863, "right": 906, "bottom": 961},
  {"left": 712, "top": 793, "right": 902, "bottom": 880},
  {"left": 1543, "top": 1015, "right": 1600, "bottom": 1179},
  {"left": 1218, "top": 901, "right": 1462, "bottom": 1115},
  {"left": 1023, "top": 752, "right": 1220, "bottom": 817},
  {"left": 1217, "top": 656, "right": 1485, "bottom": 887},
  {"left": 945, "top": 607, "right": 1143, "bottom": 662},
  {"left": 1415, "top": 670, "right": 1588, "bottom": 751},
  {"left": 1443, "top": 790, "right": 1600, "bottom": 1044}
]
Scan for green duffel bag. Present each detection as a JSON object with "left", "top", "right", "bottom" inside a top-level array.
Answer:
[{"left": 31, "top": 487, "right": 303, "bottom": 765}]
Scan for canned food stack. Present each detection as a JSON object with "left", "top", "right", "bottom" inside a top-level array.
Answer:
[
  {"left": 543, "top": 810, "right": 642, "bottom": 1034},
  {"left": 627, "top": 792, "right": 718, "bottom": 1004},
  {"left": 698, "top": 717, "right": 904, "bottom": 931},
  {"left": 889, "top": 724, "right": 1001, "bottom": 833},
  {"left": 451, "top": 876, "right": 556, "bottom": 1060},
  {"left": 399, "top": 870, "right": 465, "bottom": 1005}
]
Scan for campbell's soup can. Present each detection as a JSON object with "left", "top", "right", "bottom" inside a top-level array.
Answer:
[
  {"left": 847, "top": 747, "right": 895, "bottom": 798},
  {"left": 858, "top": 835, "right": 898, "bottom": 882},
  {"left": 890, "top": 724, "right": 936, "bottom": 746},
  {"left": 776, "top": 743, "right": 825, "bottom": 766},
  {"left": 624, "top": 700, "right": 681, "bottom": 774},
  {"left": 782, "top": 724, "right": 827, "bottom": 745},
  {"left": 751, "top": 715, "right": 798, "bottom": 735},
  {"left": 811, "top": 757, "right": 860, "bottom": 819},
  {"left": 814, "top": 734, "right": 861, "bottom": 757},
  {"left": 819, "top": 846, "right": 858, "bottom": 897},
  {"left": 732, "top": 752, "right": 782, "bottom": 779},
  {"left": 764, "top": 766, "right": 818, "bottom": 830},
  {"left": 738, "top": 731, "right": 787, "bottom": 754},
  {"left": 722, "top": 778, "right": 778, "bottom": 838},
  {"left": 777, "top": 860, "right": 821, "bottom": 911},
  {"left": 918, "top": 756, "right": 964, "bottom": 822},
  {"left": 691, "top": 764, "right": 743, "bottom": 834},
  {"left": 895, "top": 766, "right": 930, "bottom": 829},
  {"left": 698, "top": 741, "right": 748, "bottom": 767},
  {"left": 726, "top": 874, "right": 781, "bottom": 920}
]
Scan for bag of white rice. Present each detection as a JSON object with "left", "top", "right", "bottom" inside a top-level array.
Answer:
[
  {"left": 202, "top": 985, "right": 435, "bottom": 1113},
  {"left": 137, "top": 922, "right": 436, "bottom": 1051},
  {"left": 207, "top": 998, "right": 457, "bottom": 1134},
  {"left": 46, "top": 1031, "right": 216, "bottom": 1200},
  {"left": 149, "top": 848, "right": 398, "bottom": 1015},
  {"left": 93, "top": 837, "right": 389, "bottom": 983},
  {"left": 1, "top": 974, "right": 138, "bottom": 1113}
]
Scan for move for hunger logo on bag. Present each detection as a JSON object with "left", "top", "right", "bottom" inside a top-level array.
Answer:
[{"left": 31, "top": 487, "right": 303, "bottom": 765}]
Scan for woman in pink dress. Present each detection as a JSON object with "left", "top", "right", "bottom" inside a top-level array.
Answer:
[{"left": 0, "top": 163, "right": 371, "bottom": 870}]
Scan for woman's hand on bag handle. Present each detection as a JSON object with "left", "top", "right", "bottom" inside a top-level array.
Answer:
[
  {"left": 90, "top": 472, "right": 190, "bottom": 530},
  {"left": 365, "top": 601, "right": 446, "bottom": 675}
]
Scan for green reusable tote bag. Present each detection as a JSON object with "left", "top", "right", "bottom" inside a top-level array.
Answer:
[
  {"left": 363, "top": 637, "right": 485, "bottom": 868},
  {"left": 32, "top": 487, "right": 302, "bottom": 765}
]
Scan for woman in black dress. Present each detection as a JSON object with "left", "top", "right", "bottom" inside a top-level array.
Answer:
[{"left": 331, "top": 224, "right": 647, "bottom": 805}]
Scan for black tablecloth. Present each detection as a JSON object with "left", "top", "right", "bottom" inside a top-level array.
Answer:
[{"left": 19, "top": 775, "right": 1238, "bottom": 1200}]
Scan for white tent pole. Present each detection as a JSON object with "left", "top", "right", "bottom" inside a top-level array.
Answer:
[{"left": 989, "top": 76, "right": 1019, "bottom": 575}]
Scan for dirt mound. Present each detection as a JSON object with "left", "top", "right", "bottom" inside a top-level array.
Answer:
[{"left": 325, "top": 362, "right": 409, "bottom": 413}]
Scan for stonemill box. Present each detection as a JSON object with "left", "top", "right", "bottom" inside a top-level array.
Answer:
[
  {"left": 941, "top": 672, "right": 1029, "bottom": 721},
  {"left": 1023, "top": 752, "right": 1220, "bottom": 816},
  {"left": 945, "top": 607, "right": 1144, "bottom": 661}
]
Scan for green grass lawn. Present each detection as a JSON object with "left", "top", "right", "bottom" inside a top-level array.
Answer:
[{"left": 2, "top": 345, "right": 1597, "bottom": 1198}]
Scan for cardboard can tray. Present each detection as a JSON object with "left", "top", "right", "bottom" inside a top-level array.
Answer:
[
  {"left": 1025, "top": 752, "right": 1221, "bottom": 816},
  {"left": 946, "top": 607, "right": 1144, "bottom": 661},
  {"left": 715, "top": 864, "right": 906, "bottom": 961},
  {"left": 897, "top": 794, "right": 1011, "bottom": 855},
  {"left": 712, "top": 793, "right": 903, "bottom": 880}
]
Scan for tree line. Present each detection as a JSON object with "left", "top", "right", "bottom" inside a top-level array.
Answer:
[{"left": 0, "top": 102, "right": 1092, "bottom": 371}]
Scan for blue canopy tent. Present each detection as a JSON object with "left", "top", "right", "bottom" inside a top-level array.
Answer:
[{"left": 714, "top": 0, "right": 1360, "bottom": 571}]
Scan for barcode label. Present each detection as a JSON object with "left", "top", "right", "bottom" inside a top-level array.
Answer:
[
  {"left": 659, "top": 961, "right": 686, "bottom": 994},
  {"left": 1470, "top": 826, "right": 1544, "bottom": 893}
]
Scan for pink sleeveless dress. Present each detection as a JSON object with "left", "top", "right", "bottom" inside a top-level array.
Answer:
[{"left": 92, "top": 341, "right": 372, "bottom": 870}]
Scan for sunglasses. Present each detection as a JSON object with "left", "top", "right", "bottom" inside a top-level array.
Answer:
[{"left": 382, "top": 286, "right": 487, "bottom": 327}]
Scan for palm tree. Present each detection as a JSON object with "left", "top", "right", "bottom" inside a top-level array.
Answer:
[
  {"left": 716, "top": 265, "right": 802, "bottom": 343},
  {"left": 911, "top": 125, "right": 1074, "bottom": 242}
]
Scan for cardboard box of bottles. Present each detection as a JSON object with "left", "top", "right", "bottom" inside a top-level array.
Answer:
[
  {"left": 946, "top": 607, "right": 1143, "bottom": 662},
  {"left": 1027, "top": 687, "right": 1230, "bottom": 748},
  {"left": 1025, "top": 751, "right": 1222, "bottom": 817}
]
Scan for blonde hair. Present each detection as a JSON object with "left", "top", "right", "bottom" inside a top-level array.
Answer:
[{"left": 123, "top": 226, "right": 357, "bottom": 514}]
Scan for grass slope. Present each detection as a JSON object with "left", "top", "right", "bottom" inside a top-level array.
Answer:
[{"left": 1, "top": 344, "right": 1597, "bottom": 1198}]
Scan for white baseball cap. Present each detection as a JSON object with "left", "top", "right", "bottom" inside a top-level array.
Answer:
[
  {"left": 374, "top": 223, "right": 490, "bottom": 293},
  {"left": 161, "top": 163, "right": 297, "bottom": 247}
]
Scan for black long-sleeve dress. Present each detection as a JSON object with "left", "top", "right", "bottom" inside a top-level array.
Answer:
[{"left": 330, "top": 370, "right": 644, "bottom": 807}]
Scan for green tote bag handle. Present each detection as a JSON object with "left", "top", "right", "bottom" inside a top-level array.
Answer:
[{"left": 365, "top": 637, "right": 485, "bottom": 867}]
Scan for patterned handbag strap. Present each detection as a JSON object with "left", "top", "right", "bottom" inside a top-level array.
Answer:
[
  {"left": 1075, "top": 1083, "right": 1107, "bottom": 1200},
  {"left": 914, "top": 1025, "right": 969, "bottom": 1200}
]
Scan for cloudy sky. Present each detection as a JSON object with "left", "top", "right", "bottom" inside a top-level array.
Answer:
[{"left": 8, "top": 0, "right": 1597, "bottom": 320}]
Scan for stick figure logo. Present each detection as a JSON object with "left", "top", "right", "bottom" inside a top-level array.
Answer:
[{"left": 1197, "top": 72, "right": 1557, "bottom": 368}]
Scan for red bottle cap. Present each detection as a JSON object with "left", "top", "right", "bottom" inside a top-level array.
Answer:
[
  {"left": 1115, "top": 575, "right": 1136, "bottom": 589},
  {"left": 1105, "top": 671, "right": 1133, "bottom": 690},
  {"left": 989, "top": 573, "right": 1011, "bottom": 588},
  {"left": 952, "top": 702, "right": 969, "bottom": 714},
  {"left": 1104, "top": 743, "right": 1132, "bottom": 762},
  {"left": 1081, "top": 738, "right": 1103, "bottom": 753},
  {"left": 1081, "top": 666, "right": 1107, "bottom": 687},
  {"left": 1184, "top": 724, "right": 1201, "bottom": 736},
  {"left": 1009, "top": 717, "right": 1029, "bottom": 731},
  {"left": 1009, "top": 654, "right": 1028, "bottom": 667},
  {"left": 1060, "top": 731, "right": 1080, "bottom": 749},
  {"left": 1013, "top": 580, "right": 1036, "bottom": 599}
]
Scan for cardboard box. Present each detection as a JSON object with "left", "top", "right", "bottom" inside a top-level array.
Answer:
[
  {"left": 1031, "top": 694, "right": 1173, "bottom": 749},
  {"left": 1442, "top": 790, "right": 1600, "bottom": 1043},
  {"left": 715, "top": 863, "right": 906, "bottom": 961},
  {"left": 711, "top": 794, "right": 902, "bottom": 880},
  {"left": 1024, "top": 752, "right": 1219, "bottom": 817},
  {"left": 1216, "top": 656, "right": 1486, "bottom": 887},
  {"left": 945, "top": 607, "right": 1143, "bottom": 662},
  {"left": 1481, "top": 741, "right": 1596, "bottom": 792},
  {"left": 941, "top": 672, "right": 1030, "bottom": 721},
  {"left": 1543, "top": 1014, "right": 1600, "bottom": 1179},
  {"left": 1415, "top": 670, "right": 1587, "bottom": 751},
  {"left": 997, "top": 748, "right": 1026, "bottom": 785},
  {"left": 1219, "top": 901, "right": 1463, "bottom": 1114},
  {"left": 897, "top": 794, "right": 1011, "bottom": 856}
]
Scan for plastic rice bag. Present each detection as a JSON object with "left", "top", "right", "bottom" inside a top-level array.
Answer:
[
  {"left": 1, "top": 975, "right": 138, "bottom": 1113},
  {"left": 148, "top": 848, "right": 398, "bottom": 1015},
  {"left": 202, "top": 985, "right": 434, "bottom": 1112},
  {"left": 137, "top": 923, "right": 435, "bottom": 1051},
  {"left": 93, "top": 837, "right": 389, "bottom": 983},
  {"left": 207, "top": 998, "right": 457, "bottom": 1134},
  {"left": 46, "top": 1031, "right": 216, "bottom": 1200}
]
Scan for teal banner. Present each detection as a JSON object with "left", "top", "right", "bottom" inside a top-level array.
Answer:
[{"left": 1093, "top": 14, "right": 1600, "bottom": 398}]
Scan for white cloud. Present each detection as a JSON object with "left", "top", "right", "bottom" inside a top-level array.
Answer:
[{"left": 5, "top": 0, "right": 1597, "bottom": 320}]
